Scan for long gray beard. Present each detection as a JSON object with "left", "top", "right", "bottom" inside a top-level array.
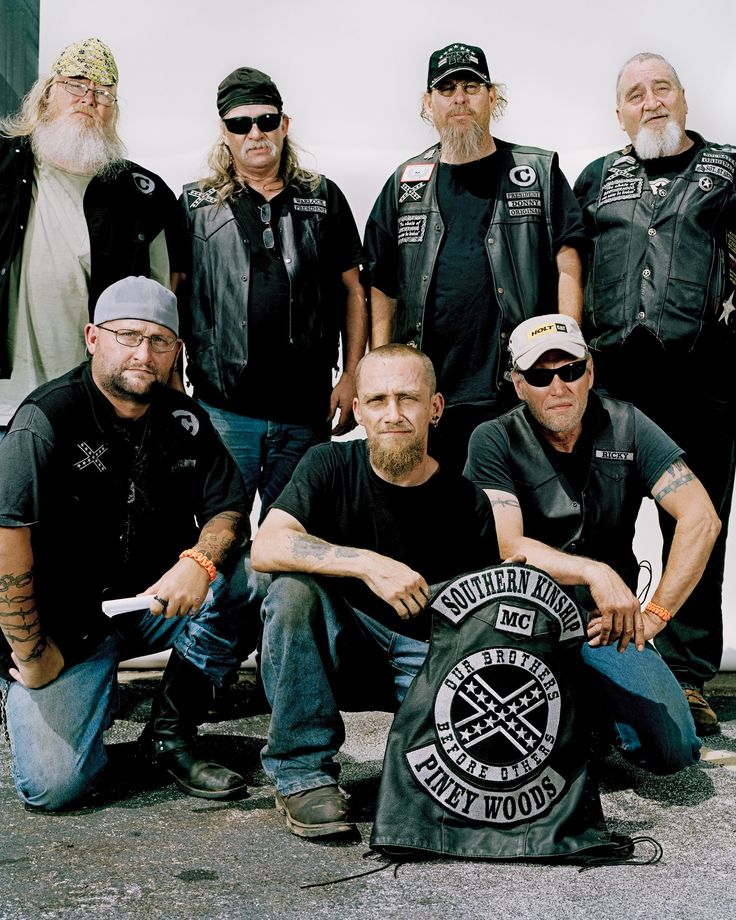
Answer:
[
  {"left": 439, "top": 118, "right": 489, "bottom": 163},
  {"left": 368, "top": 434, "right": 425, "bottom": 480},
  {"left": 32, "top": 113, "right": 127, "bottom": 176},
  {"left": 633, "top": 120, "right": 684, "bottom": 160}
]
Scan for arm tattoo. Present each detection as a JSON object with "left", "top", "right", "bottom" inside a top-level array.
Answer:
[
  {"left": 195, "top": 512, "right": 245, "bottom": 566},
  {"left": 490, "top": 497, "right": 520, "bottom": 509},
  {"left": 0, "top": 568, "right": 45, "bottom": 662},
  {"left": 288, "top": 533, "right": 359, "bottom": 562},
  {"left": 654, "top": 459, "right": 696, "bottom": 504}
]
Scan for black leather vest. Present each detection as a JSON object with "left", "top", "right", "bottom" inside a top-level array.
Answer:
[
  {"left": 372, "top": 563, "right": 621, "bottom": 860},
  {"left": 390, "top": 140, "right": 557, "bottom": 385},
  {"left": 180, "top": 178, "right": 342, "bottom": 400},
  {"left": 497, "top": 396, "right": 641, "bottom": 596},
  {"left": 582, "top": 133, "right": 736, "bottom": 351}
]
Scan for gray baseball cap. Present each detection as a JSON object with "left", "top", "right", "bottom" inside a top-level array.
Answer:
[
  {"left": 508, "top": 314, "right": 587, "bottom": 371},
  {"left": 94, "top": 276, "right": 179, "bottom": 336}
]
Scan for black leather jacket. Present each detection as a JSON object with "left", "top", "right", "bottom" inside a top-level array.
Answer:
[
  {"left": 0, "top": 136, "right": 183, "bottom": 377},
  {"left": 179, "top": 177, "right": 346, "bottom": 401},
  {"left": 575, "top": 132, "right": 736, "bottom": 351}
]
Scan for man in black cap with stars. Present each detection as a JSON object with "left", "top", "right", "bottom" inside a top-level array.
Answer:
[
  {"left": 365, "top": 42, "right": 587, "bottom": 475},
  {"left": 178, "top": 67, "right": 367, "bottom": 524}
]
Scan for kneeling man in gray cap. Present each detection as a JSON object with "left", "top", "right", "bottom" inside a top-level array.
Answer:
[{"left": 0, "top": 276, "right": 264, "bottom": 810}]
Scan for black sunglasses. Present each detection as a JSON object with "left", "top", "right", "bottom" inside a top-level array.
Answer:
[
  {"left": 519, "top": 358, "right": 588, "bottom": 388},
  {"left": 222, "top": 112, "right": 282, "bottom": 135}
]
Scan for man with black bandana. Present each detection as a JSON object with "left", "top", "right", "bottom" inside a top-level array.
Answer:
[
  {"left": 465, "top": 314, "right": 717, "bottom": 772},
  {"left": 364, "top": 42, "right": 586, "bottom": 475},
  {"left": 574, "top": 52, "right": 736, "bottom": 734},
  {"left": 178, "top": 67, "right": 366, "bottom": 523},
  {"left": 0, "top": 276, "right": 265, "bottom": 810}
]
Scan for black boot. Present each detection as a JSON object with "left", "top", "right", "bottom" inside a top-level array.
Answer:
[{"left": 147, "top": 650, "right": 248, "bottom": 800}]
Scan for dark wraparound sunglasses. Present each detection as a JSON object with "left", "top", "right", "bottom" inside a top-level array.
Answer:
[
  {"left": 519, "top": 358, "right": 588, "bottom": 388},
  {"left": 222, "top": 112, "right": 282, "bottom": 135}
]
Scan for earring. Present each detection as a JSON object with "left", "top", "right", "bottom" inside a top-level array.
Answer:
[{"left": 431, "top": 415, "right": 440, "bottom": 428}]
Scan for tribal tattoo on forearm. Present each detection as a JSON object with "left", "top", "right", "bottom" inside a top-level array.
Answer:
[
  {"left": 653, "top": 459, "right": 696, "bottom": 504},
  {"left": 0, "top": 568, "right": 46, "bottom": 662}
]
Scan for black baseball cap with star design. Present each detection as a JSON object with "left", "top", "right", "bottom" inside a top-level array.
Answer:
[{"left": 427, "top": 42, "right": 491, "bottom": 89}]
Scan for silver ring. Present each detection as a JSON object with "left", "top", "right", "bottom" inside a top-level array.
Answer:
[{"left": 153, "top": 595, "right": 168, "bottom": 609}]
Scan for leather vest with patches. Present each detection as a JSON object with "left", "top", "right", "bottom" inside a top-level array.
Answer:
[
  {"left": 583, "top": 132, "right": 736, "bottom": 351},
  {"left": 496, "top": 395, "right": 641, "bottom": 602},
  {"left": 371, "top": 563, "right": 619, "bottom": 860},
  {"left": 391, "top": 140, "right": 557, "bottom": 387}
]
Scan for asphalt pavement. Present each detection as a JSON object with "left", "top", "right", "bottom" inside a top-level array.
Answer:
[{"left": 1, "top": 670, "right": 735, "bottom": 920}]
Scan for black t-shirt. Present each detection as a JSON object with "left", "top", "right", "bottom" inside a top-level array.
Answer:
[
  {"left": 271, "top": 440, "right": 500, "bottom": 639},
  {"left": 228, "top": 180, "right": 363, "bottom": 426}
]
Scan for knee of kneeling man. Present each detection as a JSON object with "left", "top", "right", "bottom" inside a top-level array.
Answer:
[
  {"left": 643, "top": 738, "right": 700, "bottom": 775},
  {"left": 262, "top": 573, "right": 325, "bottom": 625},
  {"left": 17, "top": 769, "right": 96, "bottom": 812}
]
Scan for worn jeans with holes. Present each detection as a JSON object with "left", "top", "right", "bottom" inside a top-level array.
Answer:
[
  {"left": 199, "top": 401, "right": 330, "bottom": 524},
  {"left": 0, "top": 552, "right": 267, "bottom": 811},
  {"left": 259, "top": 574, "right": 700, "bottom": 796}
]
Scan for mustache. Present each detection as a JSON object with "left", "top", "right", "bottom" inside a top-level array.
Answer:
[{"left": 641, "top": 108, "right": 669, "bottom": 123}]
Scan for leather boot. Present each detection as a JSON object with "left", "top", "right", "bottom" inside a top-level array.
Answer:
[{"left": 147, "top": 650, "right": 248, "bottom": 800}]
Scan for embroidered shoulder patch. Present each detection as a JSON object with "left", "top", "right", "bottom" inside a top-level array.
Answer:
[
  {"left": 401, "top": 163, "right": 435, "bottom": 183},
  {"left": 132, "top": 173, "right": 156, "bottom": 195},
  {"left": 187, "top": 187, "right": 218, "bottom": 209}
]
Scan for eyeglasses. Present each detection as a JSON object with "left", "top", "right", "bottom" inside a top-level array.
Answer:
[
  {"left": 433, "top": 80, "right": 484, "bottom": 97},
  {"left": 97, "top": 326, "right": 179, "bottom": 353},
  {"left": 259, "top": 203, "right": 275, "bottom": 249},
  {"left": 55, "top": 80, "right": 117, "bottom": 107},
  {"left": 519, "top": 359, "right": 588, "bottom": 388},
  {"left": 222, "top": 112, "right": 282, "bottom": 135}
]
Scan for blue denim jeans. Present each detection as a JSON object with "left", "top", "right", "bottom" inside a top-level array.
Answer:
[
  {"left": 199, "top": 402, "right": 329, "bottom": 523},
  {"left": 260, "top": 574, "right": 700, "bottom": 796},
  {"left": 0, "top": 552, "right": 268, "bottom": 811}
]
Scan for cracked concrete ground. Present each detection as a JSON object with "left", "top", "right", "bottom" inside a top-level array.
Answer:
[{"left": 0, "top": 671, "right": 734, "bottom": 920}]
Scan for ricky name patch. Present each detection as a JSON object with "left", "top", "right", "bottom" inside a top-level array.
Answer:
[{"left": 595, "top": 449, "right": 634, "bottom": 461}]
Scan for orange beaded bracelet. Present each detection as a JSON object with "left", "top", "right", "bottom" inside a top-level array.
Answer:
[
  {"left": 644, "top": 601, "right": 672, "bottom": 622},
  {"left": 179, "top": 549, "right": 217, "bottom": 583}
]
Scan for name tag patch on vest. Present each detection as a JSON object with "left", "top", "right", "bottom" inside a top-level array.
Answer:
[
  {"left": 187, "top": 187, "right": 218, "bottom": 209},
  {"left": 293, "top": 198, "right": 327, "bottom": 214},
  {"left": 506, "top": 190, "right": 542, "bottom": 217},
  {"left": 398, "top": 214, "right": 428, "bottom": 245},
  {"left": 401, "top": 163, "right": 435, "bottom": 183},
  {"left": 594, "top": 448, "right": 634, "bottom": 461},
  {"left": 598, "top": 178, "right": 643, "bottom": 206},
  {"left": 399, "top": 182, "right": 427, "bottom": 203}
]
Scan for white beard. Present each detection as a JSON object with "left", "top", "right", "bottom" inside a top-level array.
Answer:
[
  {"left": 32, "top": 111, "right": 126, "bottom": 176},
  {"left": 633, "top": 120, "right": 684, "bottom": 160}
]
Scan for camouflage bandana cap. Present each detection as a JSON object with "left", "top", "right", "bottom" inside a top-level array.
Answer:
[{"left": 51, "top": 37, "right": 119, "bottom": 85}]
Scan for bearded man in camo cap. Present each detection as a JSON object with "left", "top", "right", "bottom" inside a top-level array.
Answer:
[{"left": 0, "top": 37, "right": 185, "bottom": 434}]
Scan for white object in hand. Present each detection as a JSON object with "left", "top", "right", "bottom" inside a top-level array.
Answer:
[{"left": 102, "top": 595, "right": 158, "bottom": 617}]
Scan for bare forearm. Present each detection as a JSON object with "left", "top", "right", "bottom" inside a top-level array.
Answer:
[
  {"left": 651, "top": 514, "right": 720, "bottom": 616},
  {"left": 0, "top": 527, "right": 45, "bottom": 664},
  {"left": 556, "top": 245, "right": 583, "bottom": 323},
  {"left": 370, "top": 288, "right": 397, "bottom": 348},
  {"left": 342, "top": 286, "right": 368, "bottom": 374},
  {"left": 252, "top": 529, "right": 375, "bottom": 578}
]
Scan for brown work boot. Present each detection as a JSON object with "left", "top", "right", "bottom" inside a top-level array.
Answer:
[
  {"left": 682, "top": 685, "right": 720, "bottom": 737},
  {"left": 275, "top": 785, "right": 355, "bottom": 838}
]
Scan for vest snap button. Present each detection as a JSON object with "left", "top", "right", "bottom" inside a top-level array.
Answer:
[{"left": 648, "top": 228, "right": 656, "bottom": 236}]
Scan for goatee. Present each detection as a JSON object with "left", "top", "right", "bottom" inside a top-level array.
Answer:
[
  {"left": 633, "top": 120, "right": 684, "bottom": 160},
  {"left": 368, "top": 433, "right": 425, "bottom": 480}
]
